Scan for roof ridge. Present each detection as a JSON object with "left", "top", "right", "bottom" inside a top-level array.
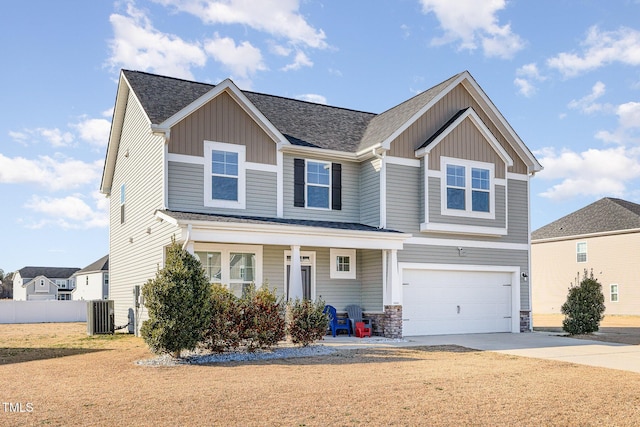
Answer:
[
  {"left": 244, "top": 90, "right": 376, "bottom": 115},
  {"left": 123, "top": 69, "right": 215, "bottom": 88}
]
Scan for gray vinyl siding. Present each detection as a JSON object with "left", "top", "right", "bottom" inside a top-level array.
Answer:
[
  {"left": 359, "top": 250, "right": 383, "bottom": 312},
  {"left": 262, "top": 245, "right": 287, "bottom": 298},
  {"left": 386, "top": 163, "right": 421, "bottom": 233},
  {"left": 283, "top": 155, "right": 360, "bottom": 222},
  {"left": 360, "top": 160, "right": 380, "bottom": 227},
  {"left": 109, "top": 91, "right": 181, "bottom": 328},
  {"left": 505, "top": 179, "right": 529, "bottom": 244},
  {"left": 398, "top": 244, "right": 530, "bottom": 310},
  {"left": 168, "top": 161, "right": 277, "bottom": 217},
  {"left": 312, "top": 247, "right": 362, "bottom": 311}
]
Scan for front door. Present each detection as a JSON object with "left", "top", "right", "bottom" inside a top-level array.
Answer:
[{"left": 287, "top": 265, "right": 312, "bottom": 300}]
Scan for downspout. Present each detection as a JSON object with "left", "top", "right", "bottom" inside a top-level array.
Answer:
[{"left": 182, "top": 223, "right": 192, "bottom": 251}]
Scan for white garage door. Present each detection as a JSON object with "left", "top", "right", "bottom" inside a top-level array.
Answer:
[{"left": 402, "top": 269, "right": 513, "bottom": 336}]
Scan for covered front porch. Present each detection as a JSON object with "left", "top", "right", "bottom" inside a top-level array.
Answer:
[{"left": 156, "top": 210, "right": 411, "bottom": 338}]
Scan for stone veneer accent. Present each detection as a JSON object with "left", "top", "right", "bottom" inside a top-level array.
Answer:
[
  {"left": 520, "top": 311, "right": 531, "bottom": 332},
  {"left": 369, "top": 305, "right": 402, "bottom": 339}
]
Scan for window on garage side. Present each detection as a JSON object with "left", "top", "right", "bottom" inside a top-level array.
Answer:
[
  {"left": 442, "top": 157, "right": 494, "bottom": 219},
  {"left": 576, "top": 242, "right": 587, "bottom": 263},
  {"left": 610, "top": 284, "right": 619, "bottom": 302}
]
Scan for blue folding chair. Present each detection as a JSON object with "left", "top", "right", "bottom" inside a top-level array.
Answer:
[{"left": 323, "top": 305, "right": 351, "bottom": 337}]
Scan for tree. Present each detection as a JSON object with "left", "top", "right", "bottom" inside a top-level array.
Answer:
[
  {"left": 561, "top": 269, "right": 606, "bottom": 335},
  {"left": 140, "top": 240, "right": 212, "bottom": 358},
  {"left": 0, "top": 270, "right": 13, "bottom": 299}
]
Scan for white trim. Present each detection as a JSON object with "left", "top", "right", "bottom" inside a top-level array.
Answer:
[
  {"left": 276, "top": 150, "right": 284, "bottom": 217},
  {"left": 167, "top": 153, "right": 204, "bottom": 165},
  {"left": 284, "top": 250, "right": 316, "bottom": 299},
  {"left": 329, "top": 248, "right": 357, "bottom": 279},
  {"left": 440, "top": 157, "right": 495, "bottom": 220},
  {"left": 246, "top": 162, "right": 277, "bottom": 173},
  {"left": 398, "top": 262, "right": 521, "bottom": 333},
  {"left": 423, "top": 155, "right": 429, "bottom": 224},
  {"left": 507, "top": 172, "right": 530, "bottom": 181},
  {"left": 380, "top": 154, "right": 387, "bottom": 228},
  {"left": 204, "top": 141, "right": 246, "bottom": 209},
  {"left": 420, "top": 222, "right": 508, "bottom": 236},
  {"left": 406, "top": 236, "right": 529, "bottom": 251},
  {"left": 385, "top": 156, "right": 420, "bottom": 168},
  {"left": 280, "top": 144, "right": 358, "bottom": 162},
  {"left": 532, "top": 227, "right": 640, "bottom": 243},
  {"left": 163, "top": 144, "right": 169, "bottom": 209}
]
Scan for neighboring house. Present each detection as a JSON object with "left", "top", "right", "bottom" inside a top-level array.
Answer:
[
  {"left": 13, "top": 267, "right": 80, "bottom": 301},
  {"left": 72, "top": 255, "right": 109, "bottom": 301},
  {"left": 100, "top": 70, "right": 542, "bottom": 337},
  {"left": 532, "top": 197, "right": 640, "bottom": 316}
]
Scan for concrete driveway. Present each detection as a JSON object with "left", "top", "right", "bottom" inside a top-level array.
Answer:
[{"left": 323, "top": 332, "right": 640, "bottom": 374}]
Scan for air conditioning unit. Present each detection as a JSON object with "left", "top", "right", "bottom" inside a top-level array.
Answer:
[{"left": 87, "top": 300, "right": 114, "bottom": 335}]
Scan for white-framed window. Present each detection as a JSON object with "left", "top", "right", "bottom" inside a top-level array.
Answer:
[
  {"left": 330, "top": 248, "right": 356, "bottom": 279},
  {"left": 57, "top": 293, "right": 71, "bottom": 301},
  {"left": 610, "top": 284, "right": 619, "bottom": 302},
  {"left": 306, "top": 160, "right": 331, "bottom": 209},
  {"left": 204, "top": 141, "right": 246, "bottom": 209},
  {"left": 576, "top": 242, "right": 587, "bottom": 263},
  {"left": 195, "top": 244, "right": 262, "bottom": 297},
  {"left": 440, "top": 157, "right": 495, "bottom": 219},
  {"left": 56, "top": 279, "right": 67, "bottom": 289}
]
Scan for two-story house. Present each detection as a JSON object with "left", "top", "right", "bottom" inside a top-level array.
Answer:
[
  {"left": 71, "top": 255, "right": 109, "bottom": 301},
  {"left": 532, "top": 197, "right": 640, "bottom": 315},
  {"left": 101, "top": 70, "right": 542, "bottom": 338},
  {"left": 13, "top": 267, "right": 80, "bottom": 301}
]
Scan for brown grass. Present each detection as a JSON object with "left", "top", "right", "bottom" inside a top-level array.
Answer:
[
  {"left": 2, "top": 323, "right": 640, "bottom": 426},
  {"left": 534, "top": 313, "right": 640, "bottom": 345}
]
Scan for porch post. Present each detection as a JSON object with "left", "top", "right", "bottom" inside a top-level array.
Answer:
[
  {"left": 385, "top": 249, "right": 401, "bottom": 306},
  {"left": 288, "top": 245, "right": 303, "bottom": 301}
]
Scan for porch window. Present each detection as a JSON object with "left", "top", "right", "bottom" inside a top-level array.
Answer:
[
  {"left": 229, "top": 252, "right": 255, "bottom": 297},
  {"left": 576, "top": 242, "right": 587, "bottom": 263},
  {"left": 610, "top": 284, "right": 619, "bottom": 302},
  {"left": 330, "top": 248, "right": 356, "bottom": 279},
  {"left": 195, "top": 245, "right": 262, "bottom": 298},
  {"left": 197, "top": 251, "right": 222, "bottom": 283}
]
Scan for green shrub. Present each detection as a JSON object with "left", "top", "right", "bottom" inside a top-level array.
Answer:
[
  {"left": 287, "top": 298, "right": 329, "bottom": 346},
  {"left": 140, "top": 241, "right": 212, "bottom": 358},
  {"left": 202, "top": 283, "right": 243, "bottom": 353},
  {"left": 240, "top": 285, "right": 286, "bottom": 351},
  {"left": 561, "top": 269, "right": 606, "bottom": 335}
]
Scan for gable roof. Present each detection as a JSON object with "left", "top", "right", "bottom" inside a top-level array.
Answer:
[
  {"left": 74, "top": 255, "right": 109, "bottom": 275},
  {"left": 532, "top": 198, "right": 640, "bottom": 241},
  {"left": 17, "top": 267, "right": 80, "bottom": 280}
]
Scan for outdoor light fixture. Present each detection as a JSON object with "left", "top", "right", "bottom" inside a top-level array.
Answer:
[{"left": 521, "top": 272, "right": 528, "bottom": 281}]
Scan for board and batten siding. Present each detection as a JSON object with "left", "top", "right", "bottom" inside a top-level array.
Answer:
[
  {"left": 168, "top": 91, "right": 277, "bottom": 164},
  {"left": 110, "top": 90, "right": 181, "bottom": 329},
  {"left": 168, "top": 161, "right": 277, "bottom": 217},
  {"left": 388, "top": 85, "right": 528, "bottom": 175},
  {"left": 359, "top": 159, "right": 380, "bottom": 227},
  {"left": 283, "top": 155, "right": 360, "bottom": 222},
  {"left": 398, "top": 245, "right": 530, "bottom": 311}
]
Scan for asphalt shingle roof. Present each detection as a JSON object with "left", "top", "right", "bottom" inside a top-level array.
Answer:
[
  {"left": 160, "top": 210, "right": 403, "bottom": 234},
  {"left": 532, "top": 197, "right": 640, "bottom": 240},
  {"left": 18, "top": 267, "right": 80, "bottom": 280},
  {"left": 75, "top": 255, "right": 109, "bottom": 275}
]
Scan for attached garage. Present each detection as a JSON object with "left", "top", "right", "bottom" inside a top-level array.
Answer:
[{"left": 401, "top": 266, "right": 520, "bottom": 336}]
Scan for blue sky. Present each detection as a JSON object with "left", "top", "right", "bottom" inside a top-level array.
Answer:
[{"left": 2, "top": 0, "right": 640, "bottom": 273}]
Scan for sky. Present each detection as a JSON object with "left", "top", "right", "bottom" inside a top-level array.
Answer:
[{"left": 1, "top": 0, "right": 640, "bottom": 274}]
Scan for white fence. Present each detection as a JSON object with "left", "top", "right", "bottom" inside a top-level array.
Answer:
[{"left": 0, "top": 300, "right": 87, "bottom": 324}]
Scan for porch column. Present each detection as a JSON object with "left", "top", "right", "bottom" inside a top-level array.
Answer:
[
  {"left": 384, "top": 249, "right": 401, "bottom": 306},
  {"left": 288, "top": 245, "right": 303, "bottom": 301}
]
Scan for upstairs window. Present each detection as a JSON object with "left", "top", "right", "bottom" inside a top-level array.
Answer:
[
  {"left": 293, "top": 158, "right": 342, "bottom": 210},
  {"left": 576, "top": 242, "right": 587, "bottom": 263},
  {"left": 610, "top": 284, "right": 619, "bottom": 302},
  {"left": 306, "top": 160, "right": 331, "bottom": 209},
  {"left": 204, "top": 141, "right": 246, "bottom": 209},
  {"left": 441, "top": 157, "right": 494, "bottom": 219}
]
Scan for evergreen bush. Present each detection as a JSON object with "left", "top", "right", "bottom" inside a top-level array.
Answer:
[
  {"left": 561, "top": 269, "right": 606, "bottom": 335},
  {"left": 287, "top": 298, "right": 329, "bottom": 346},
  {"left": 140, "top": 240, "right": 212, "bottom": 358}
]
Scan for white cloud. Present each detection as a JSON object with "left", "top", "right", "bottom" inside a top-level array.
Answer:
[
  {"left": 71, "top": 117, "right": 112, "bottom": 147},
  {"left": 547, "top": 26, "right": 640, "bottom": 77},
  {"left": 8, "top": 128, "right": 74, "bottom": 147},
  {"left": 282, "top": 51, "right": 313, "bottom": 71},
  {"left": 595, "top": 101, "right": 640, "bottom": 144},
  {"left": 419, "top": 0, "right": 524, "bottom": 58},
  {"left": 204, "top": 34, "right": 266, "bottom": 81},
  {"left": 24, "top": 192, "right": 109, "bottom": 230},
  {"left": 0, "top": 154, "right": 102, "bottom": 191},
  {"left": 296, "top": 94, "right": 327, "bottom": 104},
  {"left": 154, "top": 0, "right": 327, "bottom": 49},
  {"left": 568, "top": 81, "right": 612, "bottom": 114},
  {"left": 107, "top": 2, "right": 207, "bottom": 79},
  {"left": 514, "top": 63, "right": 545, "bottom": 97},
  {"left": 535, "top": 146, "right": 640, "bottom": 200}
]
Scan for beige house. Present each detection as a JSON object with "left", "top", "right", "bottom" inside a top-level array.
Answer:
[{"left": 532, "top": 198, "right": 640, "bottom": 315}]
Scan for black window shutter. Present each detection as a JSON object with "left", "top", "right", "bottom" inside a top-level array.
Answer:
[
  {"left": 331, "top": 163, "right": 342, "bottom": 210},
  {"left": 294, "top": 158, "right": 305, "bottom": 207}
]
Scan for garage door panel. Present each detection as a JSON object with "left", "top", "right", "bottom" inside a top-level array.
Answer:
[{"left": 402, "top": 269, "right": 513, "bottom": 336}]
